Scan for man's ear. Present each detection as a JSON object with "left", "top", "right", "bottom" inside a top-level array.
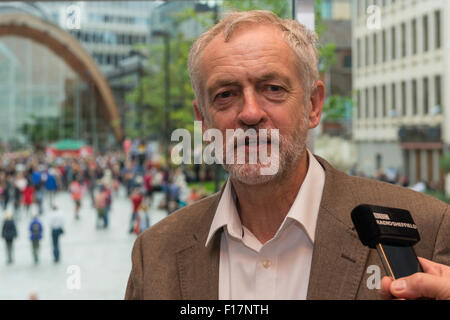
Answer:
[
  {"left": 308, "top": 80, "right": 325, "bottom": 129},
  {"left": 193, "top": 100, "right": 203, "bottom": 121},
  {"left": 193, "top": 100, "right": 207, "bottom": 132}
]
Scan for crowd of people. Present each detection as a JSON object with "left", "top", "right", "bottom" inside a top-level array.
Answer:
[
  {"left": 349, "top": 164, "right": 443, "bottom": 194},
  {"left": 0, "top": 148, "right": 212, "bottom": 266}
]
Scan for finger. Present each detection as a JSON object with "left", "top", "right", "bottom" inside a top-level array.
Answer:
[
  {"left": 379, "top": 276, "right": 394, "bottom": 300},
  {"left": 390, "top": 273, "right": 441, "bottom": 299},
  {"left": 418, "top": 257, "right": 445, "bottom": 276}
]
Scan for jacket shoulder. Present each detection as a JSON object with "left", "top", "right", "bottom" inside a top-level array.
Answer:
[
  {"left": 138, "top": 193, "right": 220, "bottom": 249},
  {"left": 346, "top": 173, "right": 448, "bottom": 211}
]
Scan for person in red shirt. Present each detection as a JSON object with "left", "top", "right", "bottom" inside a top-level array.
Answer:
[
  {"left": 70, "top": 177, "right": 83, "bottom": 220},
  {"left": 95, "top": 185, "right": 109, "bottom": 229},
  {"left": 22, "top": 182, "right": 35, "bottom": 216},
  {"left": 143, "top": 170, "right": 153, "bottom": 203},
  {"left": 129, "top": 186, "right": 143, "bottom": 234}
]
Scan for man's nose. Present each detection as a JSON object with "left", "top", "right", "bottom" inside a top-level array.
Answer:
[{"left": 237, "top": 89, "right": 266, "bottom": 126}]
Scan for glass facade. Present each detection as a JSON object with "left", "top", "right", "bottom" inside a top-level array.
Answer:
[{"left": 0, "top": 36, "right": 113, "bottom": 151}]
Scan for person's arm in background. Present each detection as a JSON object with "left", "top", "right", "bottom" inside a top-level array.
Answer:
[{"left": 380, "top": 257, "right": 450, "bottom": 300}]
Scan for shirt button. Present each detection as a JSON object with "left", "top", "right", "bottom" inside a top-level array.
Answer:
[{"left": 262, "top": 259, "right": 271, "bottom": 269}]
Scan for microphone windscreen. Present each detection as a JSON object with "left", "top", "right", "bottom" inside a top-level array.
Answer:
[{"left": 351, "top": 204, "right": 420, "bottom": 248}]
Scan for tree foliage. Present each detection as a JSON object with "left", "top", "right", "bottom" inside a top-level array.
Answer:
[
  {"left": 126, "top": 0, "right": 341, "bottom": 140},
  {"left": 322, "top": 95, "right": 353, "bottom": 121},
  {"left": 223, "top": 0, "right": 291, "bottom": 17},
  {"left": 19, "top": 115, "right": 61, "bottom": 146},
  {"left": 125, "top": 33, "right": 196, "bottom": 141}
]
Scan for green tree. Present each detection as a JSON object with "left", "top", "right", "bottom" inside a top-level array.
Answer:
[
  {"left": 315, "top": 0, "right": 337, "bottom": 74},
  {"left": 125, "top": 34, "right": 196, "bottom": 142},
  {"left": 19, "top": 115, "right": 60, "bottom": 147},
  {"left": 223, "top": 0, "right": 291, "bottom": 17},
  {"left": 126, "top": 0, "right": 339, "bottom": 141},
  {"left": 322, "top": 95, "right": 353, "bottom": 121}
]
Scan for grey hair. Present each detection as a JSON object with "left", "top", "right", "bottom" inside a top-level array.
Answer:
[{"left": 188, "top": 10, "right": 319, "bottom": 119}]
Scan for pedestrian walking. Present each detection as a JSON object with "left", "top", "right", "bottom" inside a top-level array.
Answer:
[
  {"left": 136, "top": 203, "right": 150, "bottom": 234},
  {"left": 129, "top": 186, "right": 143, "bottom": 233},
  {"left": 1, "top": 211, "right": 17, "bottom": 265},
  {"left": 13, "top": 172, "right": 26, "bottom": 219},
  {"left": 34, "top": 183, "right": 44, "bottom": 216},
  {"left": 31, "top": 165, "right": 44, "bottom": 214},
  {"left": 48, "top": 205, "right": 64, "bottom": 263},
  {"left": 2, "top": 176, "right": 12, "bottom": 211},
  {"left": 94, "top": 186, "right": 108, "bottom": 229},
  {"left": 22, "top": 181, "right": 34, "bottom": 216},
  {"left": 143, "top": 169, "right": 153, "bottom": 204},
  {"left": 69, "top": 177, "right": 83, "bottom": 220},
  {"left": 103, "top": 183, "right": 112, "bottom": 229},
  {"left": 29, "top": 212, "right": 43, "bottom": 264},
  {"left": 44, "top": 168, "right": 58, "bottom": 206}
]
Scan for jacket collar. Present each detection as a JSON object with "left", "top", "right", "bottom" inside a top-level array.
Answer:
[
  {"left": 175, "top": 184, "right": 224, "bottom": 299},
  {"left": 306, "top": 156, "right": 370, "bottom": 299}
]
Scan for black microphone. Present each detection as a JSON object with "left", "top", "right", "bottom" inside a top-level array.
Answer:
[{"left": 351, "top": 204, "right": 422, "bottom": 279}]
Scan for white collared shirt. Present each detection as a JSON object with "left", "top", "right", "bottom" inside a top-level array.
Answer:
[{"left": 205, "top": 149, "right": 325, "bottom": 300}]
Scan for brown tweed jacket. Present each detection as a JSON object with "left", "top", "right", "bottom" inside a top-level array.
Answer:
[{"left": 125, "top": 156, "right": 450, "bottom": 300}]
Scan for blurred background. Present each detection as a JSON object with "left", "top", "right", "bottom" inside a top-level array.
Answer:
[{"left": 0, "top": 0, "right": 448, "bottom": 299}]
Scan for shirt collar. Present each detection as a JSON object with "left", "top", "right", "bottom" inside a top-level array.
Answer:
[
  {"left": 205, "top": 149, "right": 325, "bottom": 247},
  {"left": 205, "top": 179, "right": 241, "bottom": 247},
  {"left": 283, "top": 149, "right": 325, "bottom": 243}
]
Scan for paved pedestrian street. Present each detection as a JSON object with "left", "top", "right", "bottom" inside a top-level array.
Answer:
[{"left": 0, "top": 189, "right": 167, "bottom": 300}]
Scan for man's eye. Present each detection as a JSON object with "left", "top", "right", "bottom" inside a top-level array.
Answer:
[
  {"left": 216, "top": 91, "right": 232, "bottom": 99},
  {"left": 268, "top": 85, "right": 282, "bottom": 91}
]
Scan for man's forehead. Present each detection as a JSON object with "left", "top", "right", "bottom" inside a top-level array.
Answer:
[
  {"left": 205, "top": 23, "right": 287, "bottom": 53},
  {"left": 200, "top": 24, "right": 294, "bottom": 74}
]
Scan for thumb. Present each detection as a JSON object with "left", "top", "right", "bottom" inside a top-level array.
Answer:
[{"left": 390, "top": 273, "right": 445, "bottom": 300}]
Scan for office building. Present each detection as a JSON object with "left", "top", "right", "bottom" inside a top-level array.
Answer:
[{"left": 352, "top": 0, "right": 445, "bottom": 188}]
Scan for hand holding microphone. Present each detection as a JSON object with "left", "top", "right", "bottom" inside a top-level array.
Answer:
[
  {"left": 379, "top": 257, "right": 450, "bottom": 300},
  {"left": 351, "top": 204, "right": 450, "bottom": 300}
]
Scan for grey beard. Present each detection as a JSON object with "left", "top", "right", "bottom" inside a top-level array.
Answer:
[{"left": 223, "top": 127, "right": 307, "bottom": 186}]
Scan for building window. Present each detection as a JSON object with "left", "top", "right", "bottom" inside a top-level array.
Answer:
[
  {"left": 391, "top": 26, "right": 396, "bottom": 60},
  {"left": 344, "top": 55, "right": 352, "bottom": 69},
  {"left": 376, "top": 154, "right": 382, "bottom": 171},
  {"left": 435, "top": 10, "right": 441, "bottom": 49},
  {"left": 382, "top": 30, "right": 387, "bottom": 62},
  {"left": 373, "top": 33, "right": 378, "bottom": 65},
  {"left": 435, "top": 75, "right": 442, "bottom": 108},
  {"left": 401, "top": 81, "right": 406, "bottom": 116},
  {"left": 401, "top": 23, "right": 406, "bottom": 58},
  {"left": 365, "top": 36, "right": 370, "bottom": 66},
  {"left": 357, "top": 90, "right": 361, "bottom": 119},
  {"left": 357, "top": 38, "right": 361, "bottom": 68},
  {"left": 321, "top": 0, "right": 333, "bottom": 19},
  {"left": 365, "top": 88, "right": 369, "bottom": 119},
  {"left": 412, "top": 19, "right": 417, "bottom": 55},
  {"left": 423, "top": 15, "right": 429, "bottom": 52},
  {"left": 374, "top": 86, "right": 378, "bottom": 118},
  {"left": 412, "top": 79, "right": 417, "bottom": 115},
  {"left": 382, "top": 85, "right": 387, "bottom": 118},
  {"left": 391, "top": 83, "right": 396, "bottom": 116},
  {"left": 423, "top": 77, "right": 429, "bottom": 114}
]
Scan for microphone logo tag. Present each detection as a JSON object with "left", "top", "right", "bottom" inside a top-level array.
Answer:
[{"left": 373, "top": 212, "right": 390, "bottom": 220}]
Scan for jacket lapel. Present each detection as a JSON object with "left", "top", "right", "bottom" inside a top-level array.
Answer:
[
  {"left": 307, "top": 157, "right": 370, "bottom": 300},
  {"left": 175, "top": 188, "right": 223, "bottom": 300}
]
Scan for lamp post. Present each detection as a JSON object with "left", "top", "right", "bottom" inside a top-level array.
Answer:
[
  {"left": 151, "top": 30, "right": 171, "bottom": 167},
  {"left": 293, "top": 0, "right": 316, "bottom": 152},
  {"left": 195, "top": 2, "right": 221, "bottom": 191}
]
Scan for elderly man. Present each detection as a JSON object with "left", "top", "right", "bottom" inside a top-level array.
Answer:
[{"left": 125, "top": 10, "right": 450, "bottom": 300}]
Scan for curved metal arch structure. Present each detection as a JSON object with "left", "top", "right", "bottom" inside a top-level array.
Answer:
[{"left": 0, "top": 12, "right": 123, "bottom": 142}]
